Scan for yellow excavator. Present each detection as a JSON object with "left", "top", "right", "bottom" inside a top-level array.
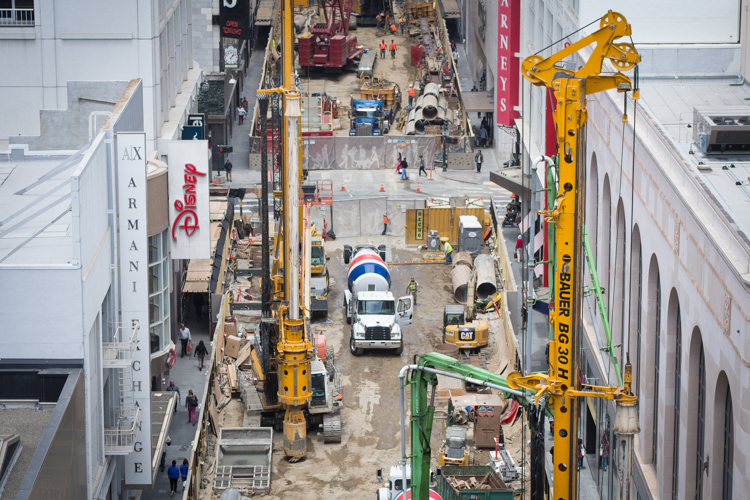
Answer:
[{"left": 443, "top": 270, "right": 488, "bottom": 352}]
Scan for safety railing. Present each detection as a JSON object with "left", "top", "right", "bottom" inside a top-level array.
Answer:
[
  {"left": 102, "top": 323, "right": 138, "bottom": 368},
  {"left": 104, "top": 406, "right": 140, "bottom": 455},
  {"left": 0, "top": 8, "right": 34, "bottom": 26}
]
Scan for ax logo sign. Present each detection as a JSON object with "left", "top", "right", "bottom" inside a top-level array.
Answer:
[{"left": 121, "top": 146, "right": 142, "bottom": 161}]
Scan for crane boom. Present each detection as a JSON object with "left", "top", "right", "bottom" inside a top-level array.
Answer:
[{"left": 506, "top": 10, "right": 640, "bottom": 500}]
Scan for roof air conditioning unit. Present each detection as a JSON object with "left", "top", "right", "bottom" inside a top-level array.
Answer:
[{"left": 693, "top": 107, "right": 750, "bottom": 154}]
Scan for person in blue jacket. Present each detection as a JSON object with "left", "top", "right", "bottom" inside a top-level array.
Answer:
[
  {"left": 180, "top": 459, "right": 189, "bottom": 491},
  {"left": 168, "top": 460, "right": 180, "bottom": 496}
]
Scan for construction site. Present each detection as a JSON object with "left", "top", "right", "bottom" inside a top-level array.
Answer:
[{"left": 176, "top": 2, "right": 642, "bottom": 500}]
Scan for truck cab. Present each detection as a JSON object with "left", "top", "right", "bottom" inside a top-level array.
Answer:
[
  {"left": 376, "top": 463, "right": 411, "bottom": 500},
  {"left": 443, "top": 304, "right": 489, "bottom": 352},
  {"left": 349, "top": 292, "right": 412, "bottom": 355},
  {"left": 349, "top": 99, "right": 389, "bottom": 136},
  {"left": 438, "top": 426, "right": 470, "bottom": 466}
]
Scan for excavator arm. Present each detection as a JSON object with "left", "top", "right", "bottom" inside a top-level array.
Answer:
[{"left": 405, "top": 352, "right": 523, "bottom": 500}]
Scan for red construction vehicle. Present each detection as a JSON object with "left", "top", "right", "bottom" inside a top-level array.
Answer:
[{"left": 298, "top": 0, "right": 364, "bottom": 73}]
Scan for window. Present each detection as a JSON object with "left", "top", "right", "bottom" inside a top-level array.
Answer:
[
  {"left": 671, "top": 303, "right": 681, "bottom": 500},
  {"left": 652, "top": 270, "right": 661, "bottom": 466},
  {"left": 148, "top": 231, "right": 171, "bottom": 354},
  {"left": 722, "top": 389, "right": 733, "bottom": 500},
  {"left": 0, "top": 0, "right": 34, "bottom": 26},
  {"left": 695, "top": 344, "right": 705, "bottom": 500}
]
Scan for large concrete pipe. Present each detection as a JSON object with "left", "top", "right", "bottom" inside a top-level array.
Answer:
[
  {"left": 474, "top": 254, "right": 497, "bottom": 299},
  {"left": 424, "top": 82, "right": 440, "bottom": 97},
  {"left": 453, "top": 251, "right": 473, "bottom": 269},
  {"left": 404, "top": 120, "right": 417, "bottom": 135},
  {"left": 421, "top": 94, "right": 440, "bottom": 120},
  {"left": 451, "top": 264, "right": 472, "bottom": 304}
]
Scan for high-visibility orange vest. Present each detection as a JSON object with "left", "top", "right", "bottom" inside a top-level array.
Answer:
[
  {"left": 390, "top": 24, "right": 397, "bottom": 32},
  {"left": 389, "top": 41, "right": 397, "bottom": 51},
  {"left": 408, "top": 87, "right": 415, "bottom": 97},
  {"left": 380, "top": 41, "right": 386, "bottom": 50}
]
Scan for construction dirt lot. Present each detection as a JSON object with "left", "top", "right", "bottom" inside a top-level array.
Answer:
[
  {"left": 297, "top": 10, "right": 427, "bottom": 136},
  {"left": 198, "top": 235, "right": 529, "bottom": 499}
]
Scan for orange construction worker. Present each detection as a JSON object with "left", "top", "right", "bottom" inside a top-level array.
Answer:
[
  {"left": 382, "top": 213, "right": 388, "bottom": 235},
  {"left": 389, "top": 39, "right": 397, "bottom": 59},
  {"left": 407, "top": 84, "right": 415, "bottom": 106},
  {"left": 385, "top": 12, "right": 389, "bottom": 26},
  {"left": 380, "top": 39, "right": 387, "bottom": 59},
  {"left": 399, "top": 16, "right": 406, "bottom": 35}
]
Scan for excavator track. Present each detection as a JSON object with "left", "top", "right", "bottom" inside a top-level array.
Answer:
[{"left": 323, "top": 411, "right": 342, "bottom": 443}]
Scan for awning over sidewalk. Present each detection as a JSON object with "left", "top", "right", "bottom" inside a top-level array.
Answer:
[
  {"left": 489, "top": 168, "right": 530, "bottom": 200},
  {"left": 182, "top": 259, "right": 213, "bottom": 293},
  {"left": 150, "top": 391, "right": 177, "bottom": 484},
  {"left": 462, "top": 91, "right": 494, "bottom": 112}
]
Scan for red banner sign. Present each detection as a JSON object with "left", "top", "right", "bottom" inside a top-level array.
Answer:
[{"left": 496, "top": 0, "right": 520, "bottom": 126}]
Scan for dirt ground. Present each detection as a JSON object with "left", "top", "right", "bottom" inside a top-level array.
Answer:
[
  {"left": 199, "top": 235, "right": 528, "bottom": 499},
  {"left": 295, "top": 7, "right": 420, "bottom": 136}
]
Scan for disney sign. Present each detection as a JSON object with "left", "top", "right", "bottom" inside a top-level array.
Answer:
[{"left": 168, "top": 140, "right": 210, "bottom": 259}]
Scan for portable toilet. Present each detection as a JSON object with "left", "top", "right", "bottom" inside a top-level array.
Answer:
[{"left": 458, "top": 215, "right": 482, "bottom": 256}]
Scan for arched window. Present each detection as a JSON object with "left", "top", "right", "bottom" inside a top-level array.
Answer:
[
  {"left": 652, "top": 267, "right": 661, "bottom": 467},
  {"left": 722, "top": 388, "right": 733, "bottom": 500},
  {"left": 671, "top": 301, "right": 681, "bottom": 500},
  {"left": 695, "top": 342, "right": 705, "bottom": 499},
  {"left": 587, "top": 153, "right": 599, "bottom": 265}
]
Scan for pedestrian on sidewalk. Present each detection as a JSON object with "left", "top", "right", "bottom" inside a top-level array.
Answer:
[
  {"left": 179, "top": 323, "right": 192, "bottom": 357},
  {"left": 192, "top": 293, "right": 204, "bottom": 321},
  {"left": 237, "top": 105, "right": 245, "bottom": 125},
  {"left": 418, "top": 154, "right": 427, "bottom": 176},
  {"left": 479, "top": 126, "right": 488, "bottom": 148},
  {"left": 180, "top": 459, "right": 189, "bottom": 491},
  {"left": 382, "top": 213, "right": 388, "bottom": 235},
  {"left": 577, "top": 439, "right": 586, "bottom": 470},
  {"left": 514, "top": 235, "right": 523, "bottom": 262},
  {"left": 168, "top": 460, "right": 180, "bottom": 496},
  {"left": 193, "top": 340, "right": 208, "bottom": 370},
  {"left": 241, "top": 96, "right": 249, "bottom": 113},
  {"left": 452, "top": 49, "right": 459, "bottom": 63},
  {"left": 475, "top": 150, "right": 483, "bottom": 173},
  {"left": 396, "top": 152, "right": 402, "bottom": 173},
  {"left": 224, "top": 159, "right": 233, "bottom": 182},
  {"left": 166, "top": 380, "right": 181, "bottom": 412},
  {"left": 400, "top": 157, "right": 409, "bottom": 180},
  {"left": 380, "top": 39, "right": 386, "bottom": 59},
  {"left": 389, "top": 39, "right": 397, "bottom": 59},
  {"left": 186, "top": 390, "right": 198, "bottom": 425}
]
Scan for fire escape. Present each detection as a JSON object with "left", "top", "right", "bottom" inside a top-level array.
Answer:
[{"left": 102, "top": 323, "right": 140, "bottom": 455}]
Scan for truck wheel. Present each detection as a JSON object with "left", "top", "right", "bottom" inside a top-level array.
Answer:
[
  {"left": 395, "top": 341, "right": 403, "bottom": 355},
  {"left": 349, "top": 337, "right": 363, "bottom": 356}
]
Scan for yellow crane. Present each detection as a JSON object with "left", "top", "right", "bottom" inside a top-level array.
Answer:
[{"left": 506, "top": 11, "right": 641, "bottom": 498}]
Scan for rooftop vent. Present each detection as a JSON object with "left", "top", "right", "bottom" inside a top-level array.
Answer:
[{"left": 694, "top": 107, "right": 750, "bottom": 154}]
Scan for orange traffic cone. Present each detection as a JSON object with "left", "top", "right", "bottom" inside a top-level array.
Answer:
[
  {"left": 341, "top": 180, "right": 346, "bottom": 191},
  {"left": 416, "top": 182, "right": 421, "bottom": 193},
  {"left": 380, "top": 181, "right": 385, "bottom": 192},
  {"left": 213, "top": 175, "right": 218, "bottom": 186}
]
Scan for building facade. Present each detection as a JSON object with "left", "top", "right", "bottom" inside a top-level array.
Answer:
[
  {"left": 0, "top": 80, "right": 180, "bottom": 499},
  {"left": 504, "top": 0, "right": 750, "bottom": 498},
  {"left": 0, "top": 0, "right": 199, "bottom": 154}
]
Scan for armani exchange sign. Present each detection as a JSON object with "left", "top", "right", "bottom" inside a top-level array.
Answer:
[{"left": 116, "top": 132, "right": 152, "bottom": 486}]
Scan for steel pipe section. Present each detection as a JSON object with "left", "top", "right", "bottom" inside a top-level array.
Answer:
[
  {"left": 474, "top": 254, "right": 497, "bottom": 299},
  {"left": 450, "top": 264, "right": 471, "bottom": 304},
  {"left": 453, "top": 251, "right": 473, "bottom": 269}
]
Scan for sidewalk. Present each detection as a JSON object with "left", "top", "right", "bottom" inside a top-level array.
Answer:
[{"left": 141, "top": 314, "right": 212, "bottom": 498}]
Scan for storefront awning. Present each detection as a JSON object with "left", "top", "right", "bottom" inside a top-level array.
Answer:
[
  {"left": 462, "top": 91, "right": 495, "bottom": 113},
  {"left": 182, "top": 259, "right": 213, "bottom": 293}
]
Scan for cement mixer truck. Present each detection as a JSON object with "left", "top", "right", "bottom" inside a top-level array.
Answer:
[{"left": 343, "top": 244, "right": 413, "bottom": 356}]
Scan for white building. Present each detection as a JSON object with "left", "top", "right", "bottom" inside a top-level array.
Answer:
[
  {"left": 0, "top": 80, "right": 178, "bottom": 499},
  {"left": 489, "top": 0, "right": 750, "bottom": 498},
  {"left": 0, "top": 0, "right": 200, "bottom": 154}
]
